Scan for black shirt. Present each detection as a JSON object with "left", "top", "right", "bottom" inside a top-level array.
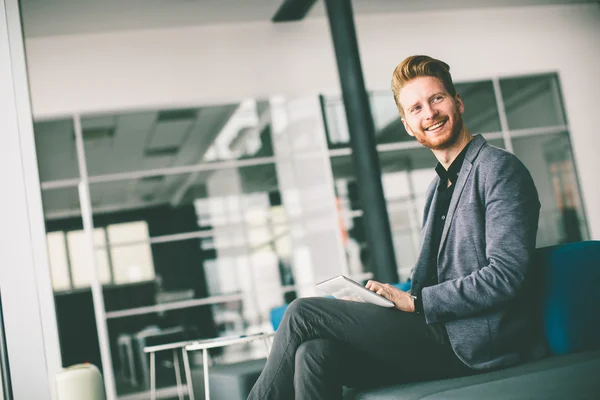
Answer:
[
  {"left": 413, "top": 140, "right": 472, "bottom": 338},
  {"left": 419, "top": 140, "right": 473, "bottom": 294}
]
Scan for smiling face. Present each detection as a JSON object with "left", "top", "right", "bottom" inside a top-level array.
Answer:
[{"left": 398, "top": 76, "right": 465, "bottom": 151}]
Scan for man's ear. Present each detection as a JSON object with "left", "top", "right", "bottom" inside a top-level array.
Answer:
[
  {"left": 455, "top": 94, "right": 465, "bottom": 115},
  {"left": 401, "top": 118, "right": 415, "bottom": 137}
]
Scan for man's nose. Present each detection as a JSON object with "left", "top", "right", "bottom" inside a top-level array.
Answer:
[{"left": 423, "top": 104, "right": 438, "bottom": 119}]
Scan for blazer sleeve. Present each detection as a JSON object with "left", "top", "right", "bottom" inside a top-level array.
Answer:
[{"left": 421, "top": 152, "right": 540, "bottom": 324}]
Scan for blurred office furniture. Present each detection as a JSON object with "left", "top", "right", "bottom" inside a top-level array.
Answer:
[
  {"left": 134, "top": 326, "right": 186, "bottom": 389},
  {"left": 184, "top": 333, "right": 273, "bottom": 400},
  {"left": 207, "top": 358, "right": 267, "bottom": 400},
  {"left": 344, "top": 241, "right": 600, "bottom": 399},
  {"left": 55, "top": 364, "right": 105, "bottom": 400},
  {"left": 146, "top": 332, "right": 274, "bottom": 400},
  {"left": 52, "top": 275, "right": 225, "bottom": 396},
  {"left": 143, "top": 340, "right": 192, "bottom": 400},
  {"left": 117, "top": 333, "right": 136, "bottom": 386}
]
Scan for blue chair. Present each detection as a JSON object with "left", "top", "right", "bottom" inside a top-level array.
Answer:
[
  {"left": 537, "top": 240, "right": 600, "bottom": 355},
  {"left": 391, "top": 281, "right": 411, "bottom": 292},
  {"left": 270, "top": 304, "right": 289, "bottom": 331},
  {"left": 344, "top": 241, "right": 600, "bottom": 399}
]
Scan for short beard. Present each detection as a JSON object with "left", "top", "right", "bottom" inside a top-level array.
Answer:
[
  {"left": 413, "top": 106, "right": 464, "bottom": 151},
  {"left": 427, "top": 116, "right": 463, "bottom": 151}
]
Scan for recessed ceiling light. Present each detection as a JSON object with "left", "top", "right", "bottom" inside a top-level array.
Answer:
[
  {"left": 144, "top": 146, "right": 179, "bottom": 157},
  {"left": 157, "top": 109, "right": 198, "bottom": 122}
]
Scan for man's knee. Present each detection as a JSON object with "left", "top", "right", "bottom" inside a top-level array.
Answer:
[
  {"left": 295, "top": 339, "right": 336, "bottom": 372},
  {"left": 285, "top": 297, "right": 324, "bottom": 320}
]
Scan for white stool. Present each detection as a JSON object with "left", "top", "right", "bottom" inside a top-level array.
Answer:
[{"left": 56, "top": 363, "right": 106, "bottom": 400}]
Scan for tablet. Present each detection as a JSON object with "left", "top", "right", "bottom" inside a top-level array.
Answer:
[{"left": 315, "top": 275, "right": 395, "bottom": 308}]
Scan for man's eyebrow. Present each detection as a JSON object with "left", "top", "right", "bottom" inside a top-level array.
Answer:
[
  {"left": 407, "top": 92, "right": 447, "bottom": 110},
  {"left": 407, "top": 100, "right": 421, "bottom": 110},
  {"left": 429, "top": 92, "right": 446, "bottom": 99}
]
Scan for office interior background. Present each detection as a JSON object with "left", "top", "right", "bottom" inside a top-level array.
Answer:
[{"left": 0, "top": 0, "right": 599, "bottom": 399}]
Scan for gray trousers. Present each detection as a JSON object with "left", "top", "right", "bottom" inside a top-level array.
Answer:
[{"left": 247, "top": 297, "right": 473, "bottom": 400}]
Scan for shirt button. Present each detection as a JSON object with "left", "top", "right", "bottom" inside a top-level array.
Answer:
[{"left": 441, "top": 215, "right": 446, "bottom": 220}]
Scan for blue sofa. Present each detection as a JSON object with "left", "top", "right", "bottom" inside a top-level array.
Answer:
[{"left": 344, "top": 240, "right": 600, "bottom": 399}]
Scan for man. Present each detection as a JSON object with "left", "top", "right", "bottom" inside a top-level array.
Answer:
[{"left": 247, "top": 55, "right": 543, "bottom": 400}]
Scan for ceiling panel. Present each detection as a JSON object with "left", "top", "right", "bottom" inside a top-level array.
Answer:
[
  {"left": 81, "top": 112, "right": 154, "bottom": 176},
  {"left": 106, "top": 112, "right": 157, "bottom": 175},
  {"left": 41, "top": 187, "right": 80, "bottom": 216},
  {"left": 309, "top": 0, "right": 594, "bottom": 18},
  {"left": 35, "top": 103, "right": 241, "bottom": 215},
  {"left": 20, "top": 0, "right": 594, "bottom": 38},
  {"left": 81, "top": 115, "right": 116, "bottom": 130},
  {"left": 140, "top": 153, "right": 175, "bottom": 171},
  {"left": 34, "top": 119, "right": 79, "bottom": 182},
  {"left": 90, "top": 180, "right": 136, "bottom": 208},
  {"left": 170, "top": 104, "right": 239, "bottom": 168},
  {"left": 147, "top": 120, "right": 192, "bottom": 150}
]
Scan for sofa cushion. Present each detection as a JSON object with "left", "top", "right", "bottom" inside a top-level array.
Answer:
[
  {"left": 421, "top": 354, "right": 600, "bottom": 399},
  {"left": 538, "top": 241, "right": 600, "bottom": 355},
  {"left": 343, "top": 348, "right": 600, "bottom": 400}
]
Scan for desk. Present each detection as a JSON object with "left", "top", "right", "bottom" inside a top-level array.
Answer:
[{"left": 144, "top": 332, "right": 274, "bottom": 400}]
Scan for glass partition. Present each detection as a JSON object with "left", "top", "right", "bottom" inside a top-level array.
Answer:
[
  {"left": 34, "top": 119, "right": 80, "bottom": 181},
  {"left": 35, "top": 96, "right": 345, "bottom": 397},
  {"left": 500, "top": 73, "right": 587, "bottom": 245},
  {"left": 500, "top": 74, "right": 567, "bottom": 131},
  {"left": 33, "top": 73, "right": 588, "bottom": 399},
  {"left": 77, "top": 102, "right": 275, "bottom": 178},
  {"left": 512, "top": 130, "right": 587, "bottom": 246}
]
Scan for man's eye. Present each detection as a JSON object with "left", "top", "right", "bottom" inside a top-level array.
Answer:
[
  {"left": 432, "top": 96, "right": 443, "bottom": 102},
  {"left": 411, "top": 106, "right": 421, "bottom": 113}
]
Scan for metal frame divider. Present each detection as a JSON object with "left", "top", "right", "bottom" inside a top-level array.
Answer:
[{"left": 73, "top": 114, "right": 117, "bottom": 400}]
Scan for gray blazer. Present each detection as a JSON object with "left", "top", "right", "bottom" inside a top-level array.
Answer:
[{"left": 412, "top": 134, "right": 545, "bottom": 370}]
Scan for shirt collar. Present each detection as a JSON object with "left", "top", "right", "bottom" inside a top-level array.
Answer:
[{"left": 435, "top": 140, "right": 472, "bottom": 190}]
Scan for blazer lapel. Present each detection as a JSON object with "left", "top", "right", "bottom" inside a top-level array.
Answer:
[{"left": 437, "top": 135, "right": 486, "bottom": 259}]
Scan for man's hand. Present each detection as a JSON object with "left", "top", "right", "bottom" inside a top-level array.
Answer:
[{"left": 365, "top": 280, "right": 415, "bottom": 312}]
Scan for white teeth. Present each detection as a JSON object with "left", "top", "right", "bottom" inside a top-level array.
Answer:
[{"left": 426, "top": 121, "right": 445, "bottom": 131}]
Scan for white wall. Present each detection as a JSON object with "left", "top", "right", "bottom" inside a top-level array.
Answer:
[{"left": 24, "top": 3, "right": 600, "bottom": 238}]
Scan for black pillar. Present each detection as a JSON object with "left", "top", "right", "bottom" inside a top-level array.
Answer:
[{"left": 324, "top": 0, "right": 398, "bottom": 283}]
